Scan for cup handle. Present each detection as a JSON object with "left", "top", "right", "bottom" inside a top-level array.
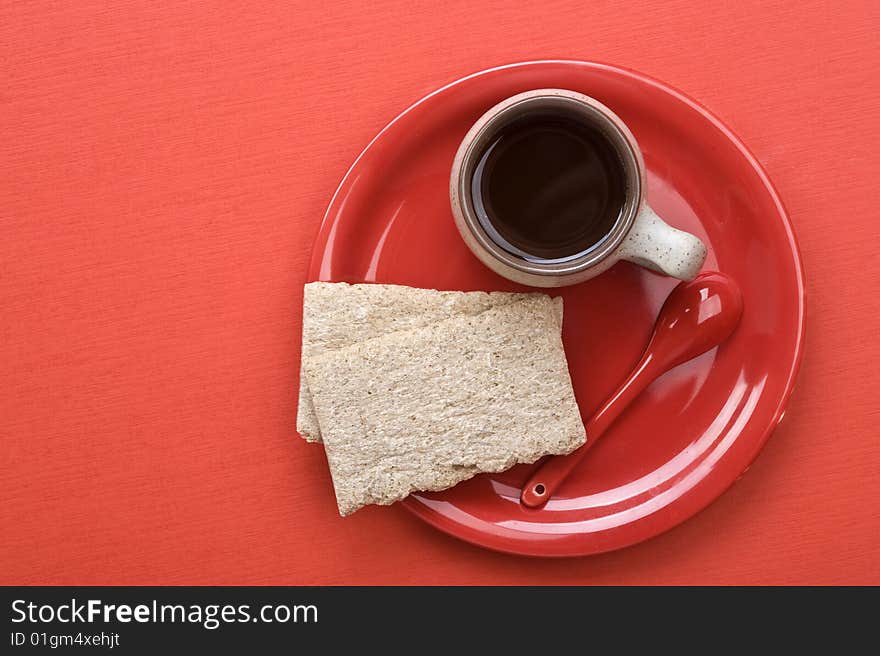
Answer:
[{"left": 617, "top": 205, "right": 707, "bottom": 280}]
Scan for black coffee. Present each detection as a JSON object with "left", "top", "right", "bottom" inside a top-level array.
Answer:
[{"left": 471, "top": 113, "right": 627, "bottom": 263}]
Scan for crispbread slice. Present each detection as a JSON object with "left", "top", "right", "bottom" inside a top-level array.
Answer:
[
  {"left": 304, "top": 295, "right": 585, "bottom": 516},
  {"left": 297, "top": 282, "right": 562, "bottom": 442}
]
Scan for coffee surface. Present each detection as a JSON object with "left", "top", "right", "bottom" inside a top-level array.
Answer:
[{"left": 471, "top": 113, "right": 627, "bottom": 262}]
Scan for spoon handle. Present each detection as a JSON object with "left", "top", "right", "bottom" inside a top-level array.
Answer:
[
  {"left": 586, "top": 352, "right": 657, "bottom": 440},
  {"left": 520, "top": 352, "right": 659, "bottom": 508}
]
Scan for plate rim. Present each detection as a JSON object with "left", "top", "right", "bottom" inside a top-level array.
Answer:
[{"left": 308, "top": 59, "right": 807, "bottom": 557}]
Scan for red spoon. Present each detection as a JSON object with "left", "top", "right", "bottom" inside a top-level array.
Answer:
[{"left": 521, "top": 271, "right": 744, "bottom": 508}]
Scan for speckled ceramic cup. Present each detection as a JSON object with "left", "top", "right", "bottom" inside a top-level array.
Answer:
[{"left": 451, "top": 89, "right": 707, "bottom": 287}]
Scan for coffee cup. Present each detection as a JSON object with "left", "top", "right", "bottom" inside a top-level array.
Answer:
[{"left": 450, "top": 88, "right": 707, "bottom": 287}]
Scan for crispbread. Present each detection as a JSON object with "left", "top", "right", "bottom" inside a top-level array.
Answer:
[
  {"left": 304, "top": 295, "right": 585, "bottom": 516},
  {"left": 297, "top": 282, "right": 562, "bottom": 442}
]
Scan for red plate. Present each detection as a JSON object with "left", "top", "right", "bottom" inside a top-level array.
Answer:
[{"left": 308, "top": 61, "right": 805, "bottom": 557}]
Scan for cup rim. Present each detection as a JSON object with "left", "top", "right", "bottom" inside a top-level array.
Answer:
[{"left": 451, "top": 88, "right": 645, "bottom": 278}]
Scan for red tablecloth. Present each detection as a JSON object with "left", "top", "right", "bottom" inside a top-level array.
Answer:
[{"left": 2, "top": 1, "right": 878, "bottom": 584}]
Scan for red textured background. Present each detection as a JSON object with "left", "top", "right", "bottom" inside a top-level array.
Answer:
[{"left": 2, "top": 1, "right": 878, "bottom": 585}]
